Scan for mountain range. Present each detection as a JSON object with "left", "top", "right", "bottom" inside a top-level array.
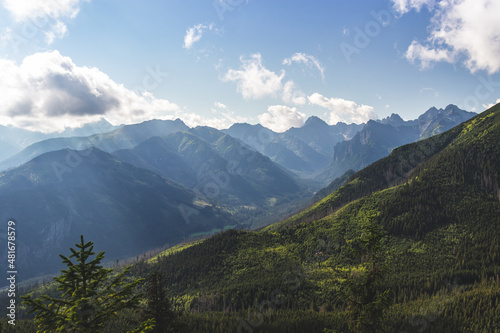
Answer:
[
  {"left": 116, "top": 102, "right": 500, "bottom": 332},
  {"left": 0, "top": 104, "right": 478, "bottom": 282},
  {"left": 223, "top": 118, "right": 363, "bottom": 176},
  {"left": 317, "top": 104, "right": 476, "bottom": 184}
]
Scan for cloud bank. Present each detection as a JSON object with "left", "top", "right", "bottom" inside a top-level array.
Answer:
[{"left": 0, "top": 51, "right": 181, "bottom": 133}]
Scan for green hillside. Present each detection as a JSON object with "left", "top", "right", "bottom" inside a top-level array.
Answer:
[{"left": 5, "top": 104, "right": 500, "bottom": 332}]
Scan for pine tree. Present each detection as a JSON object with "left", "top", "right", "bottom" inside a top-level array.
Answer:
[
  {"left": 144, "top": 271, "right": 180, "bottom": 333},
  {"left": 22, "top": 235, "right": 145, "bottom": 333}
]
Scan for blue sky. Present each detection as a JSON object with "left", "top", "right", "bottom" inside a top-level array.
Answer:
[{"left": 0, "top": 0, "right": 499, "bottom": 133}]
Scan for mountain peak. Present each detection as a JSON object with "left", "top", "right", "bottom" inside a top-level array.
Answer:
[
  {"left": 444, "top": 104, "right": 459, "bottom": 111},
  {"left": 228, "top": 122, "right": 265, "bottom": 130},
  {"left": 380, "top": 113, "right": 406, "bottom": 127},
  {"left": 304, "top": 116, "right": 328, "bottom": 127},
  {"left": 173, "top": 118, "right": 187, "bottom": 126}
]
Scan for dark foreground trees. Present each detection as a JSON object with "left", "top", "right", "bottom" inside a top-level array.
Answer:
[
  {"left": 144, "top": 271, "right": 182, "bottom": 333},
  {"left": 22, "top": 235, "right": 149, "bottom": 333}
]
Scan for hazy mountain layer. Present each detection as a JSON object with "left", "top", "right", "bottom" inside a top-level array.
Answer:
[
  {"left": 114, "top": 126, "right": 304, "bottom": 209},
  {"left": 0, "top": 148, "right": 232, "bottom": 281},
  {"left": 0, "top": 119, "right": 188, "bottom": 171}
]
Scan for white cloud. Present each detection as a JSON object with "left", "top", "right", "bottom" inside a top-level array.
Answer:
[
  {"left": 405, "top": 40, "right": 455, "bottom": 69},
  {"left": 45, "top": 21, "right": 68, "bottom": 45},
  {"left": 258, "top": 105, "right": 306, "bottom": 133},
  {"left": 420, "top": 87, "right": 439, "bottom": 97},
  {"left": 214, "top": 102, "right": 227, "bottom": 109},
  {"left": 483, "top": 98, "right": 500, "bottom": 110},
  {"left": 193, "top": 102, "right": 248, "bottom": 129},
  {"left": 183, "top": 23, "right": 216, "bottom": 49},
  {"left": 283, "top": 53, "right": 325, "bottom": 79},
  {"left": 182, "top": 111, "right": 248, "bottom": 130},
  {"left": 2, "top": 0, "right": 88, "bottom": 45},
  {"left": 282, "top": 80, "right": 306, "bottom": 105},
  {"left": 0, "top": 27, "right": 12, "bottom": 46},
  {"left": 397, "top": 0, "right": 500, "bottom": 74},
  {"left": 2, "top": 0, "right": 86, "bottom": 21},
  {"left": 391, "top": 0, "right": 435, "bottom": 15},
  {"left": 0, "top": 51, "right": 182, "bottom": 133},
  {"left": 223, "top": 53, "right": 285, "bottom": 100},
  {"left": 308, "top": 93, "right": 377, "bottom": 124}
]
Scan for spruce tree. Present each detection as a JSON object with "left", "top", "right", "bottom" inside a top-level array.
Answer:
[
  {"left": 22, "top": 235, "right": 145, "bottom": 332},
  {"left": 144, "top": 272, "right": 179, "bottom": 333}
]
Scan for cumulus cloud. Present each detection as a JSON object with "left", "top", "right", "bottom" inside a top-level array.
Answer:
[
  {"left": 308, "top": 93, "right": 377, "bottom": 124},
  {"left": 405, "top": 41, "right": 455, "bottom": 69},
  {"left": 0, "top": 51, "right": 181, "bottom": 133},
  {"left": 283, "top": 53, "right": 325, "bottom": 79},
  {"left": 183, "top": 23, "right": 216, "bottom": 49},
  {"left": 257, "top": 105, "right": 306, "bottom": 133},
  {"left": 396, "top": 0, "right": 500, "bottom": 74},
  {"left": 223, "top": 53, "right": 285, "bottom": 100}
]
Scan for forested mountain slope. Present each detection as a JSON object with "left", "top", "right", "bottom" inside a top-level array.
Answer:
[{"left": 124, "top": 103, "right": 500, "bottom": 331}]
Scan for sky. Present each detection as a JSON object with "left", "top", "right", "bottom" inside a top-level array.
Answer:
[{"left": 0, "top": 0, "right": 499, "bottom": 133}]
